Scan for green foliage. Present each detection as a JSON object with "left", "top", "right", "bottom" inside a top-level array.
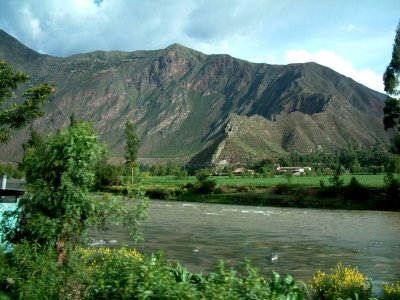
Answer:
[
  {"left": 89, "top": 193, "right": 148, "bottom": 242},
  {"left": 0, "top": 241, "right": 88, "bottom": 300},
  {"left": 0, "top": 163, "right": 23, "bottom": 179},
  {"left": 195, "top": 168, "right": 212, "bottom": 183},
  {"left": 284, "top": 171, "right": 293, "bottom": 184},
  {"left": 2, "top": 122, "right": 148, "bottom": 266},
  {"left": 272, "top": 183, "right": 294, "bottom": 195},
  {"left": 124, "top": 120, "right": 139, "bottom": 165},
  {"left": 193, "top": 169, "right": 217, "bottom": 194},
  {"left": 94, "top": 162, "right": 123, "bottom": 188},
  {"left": 345, "top": 177, "right": 368, "bottom": 201},
  {"left": 382, "top": 280, "right": 400, "bottom": 300},
  {"left": 383, "top": 21, "right": 400, "bottom": 97},
  {"left": 383, "top": 21, "right": 400, "bottom": 155},
  {"left": 22, "top": 126, "right": 46, "bottom": 152},
  {"left": 145, "top": 186, "right": 183, "bottom": 200},
  {"left": 6, "top": 122, "right": 106, "bottom": 249},
  {"left": 383, "top": 173, "right": 400, "bottom": 209},
  {"left": 329, "top": 174, "right": 344, "bottom": 188},
  {"left": 174, "top": 170, "right": 188, "bottom": 180},
  {"left": 386, "top": 154, "right": 400, "bottom": 173},
  {"left": 2, "top": 243, "right": 400, "bottom": 299},
  {"left": 310, "top": 263, "right": 373, "bottom": 300},
  {"left": 0, "top": 60, "right": 54, "bottom": 143}
]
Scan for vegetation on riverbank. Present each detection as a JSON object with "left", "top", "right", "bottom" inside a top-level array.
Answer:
[
  {"left": 99, "top": 173, "right": 399, "bottom": 211},
  {"left": 1, "top": 243, "right": 399, "bottom": 300}
]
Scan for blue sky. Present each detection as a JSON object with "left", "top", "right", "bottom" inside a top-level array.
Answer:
[{"left": 0, "top": 0, "right": 399, "bottom": 92}]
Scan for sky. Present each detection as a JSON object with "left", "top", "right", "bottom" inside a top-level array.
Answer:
[{"left": 0, "top": 0, "right": 399, "bottom": 93}]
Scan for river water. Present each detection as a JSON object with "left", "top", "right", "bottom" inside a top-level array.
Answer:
[
  {"left": 5, "top": 181, "right": 399, "bottom": 284},
  {"left": 92, "top": 200, "right": 400, "bottom": 285}
]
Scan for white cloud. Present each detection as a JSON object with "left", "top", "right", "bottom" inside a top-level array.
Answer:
[
  {"left": 284, "top": 49, "right": 384, "bottom": 93},
  {"left": 347, "top": 24, "right": 368, "bottom": 32}
]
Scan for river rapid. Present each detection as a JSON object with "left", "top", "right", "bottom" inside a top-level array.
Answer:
[{"left": 92, "top": 200, "right": 400, "bottom": 285}]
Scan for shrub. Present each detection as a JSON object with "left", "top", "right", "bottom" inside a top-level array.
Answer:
[
  {"left": 0, "top": 242, "right": 88, "bottom": 300},
  {"left": 174, "top": 170, "right": 188, "bottom": 180},
  {"left": 94, "top": 163, "right": 123, "bottom": 189},
  {"left": 383, "top": 173, "right": 400, "bottom": 209},
  {"left": 145, "top": 186, "right": 182, "bottom": 199},
  {"left": 193, "top": 169, "right": 217, "bottom": 194},
  {"left": 345, "top": 177, "right": 368, "bottom": 201},
  {"left": 272, "top": 183, "right": 293, "bottom": 195},
  {"left": 193, "top": 179, "right": 217, "bottom": 194},
  {"left": 235, "top": 185, "right": 250, "bottom": 192},
  {"left": 382, "top": 280, "right": 400, "bottom": 300},
  {"left": 291, "top": 187, "right": 309, "bottom": 202},
  {"left": 329, "top": 174, "right": 344, "bottom": 188},
  {"left": 0, "top": 163, "right": 24, "bottom": 179},
  {"left": 310, "top": 263, "right": 372, "bottom": 300}
]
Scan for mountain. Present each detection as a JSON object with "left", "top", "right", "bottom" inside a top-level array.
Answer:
[{"left": 0, "top": 30, "right": 390, "bottom": 165}]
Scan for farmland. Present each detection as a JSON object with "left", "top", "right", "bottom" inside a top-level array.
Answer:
[{"left": 142, "top": 174, "right": 387, "bottom": 188}]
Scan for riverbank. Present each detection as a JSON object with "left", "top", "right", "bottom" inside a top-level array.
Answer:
[{"left": 142, "top": 183, "right": 396, "bottom": 211}]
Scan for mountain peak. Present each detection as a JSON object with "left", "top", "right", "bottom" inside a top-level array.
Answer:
[
  {"left": 0, "top": 29, "right": 42, "bottom": 66},
  {"left": 166, "top": 43, "right": 189, "bottom": 50},
  {"left": 0, "top": 31, "right": 390, "bottom": 164}
]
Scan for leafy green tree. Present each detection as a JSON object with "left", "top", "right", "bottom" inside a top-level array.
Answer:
[
  {"left": 125, "top": 120, "right": 140, "bottom": 184},
  {"left": 194, "top": 169, "right": 217, "bottom": 194},
  {"left": 2, "top": 122, "right": 148, "bottom": 265},
  {"left": 5, "top": 122, "right": 106, "bottom": 263},
  {"left": 0, "top": 60, "right": 54, "bottom": 143},
  {"left": 383, "top": 21, "right": 400, "bottom": 149},
  {"left": 125, "top": 120, "right": 139, "bottom": 165}
]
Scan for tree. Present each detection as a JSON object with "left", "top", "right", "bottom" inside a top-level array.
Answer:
[
  {"left": 383, "top": 21, "right": 400, "bottom": 151},
  {"left": 0, "top": 60, "right": 54, "bottom": 143},
  {"left": 22, "top": 126, "right": 45, "bottom": 151},
  {"left": 5, "top": 122, "right": 106, "bottom": 262},
  {"left": 1, "top": 121, "right": 148, "bottom": 265},
  {"left": 125, "top": 120, "right": 140, "bottom": 184}
]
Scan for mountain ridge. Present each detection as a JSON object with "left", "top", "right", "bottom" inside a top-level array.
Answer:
[{"left": 0, "top": 30, "right": 390, "bottom": 165}]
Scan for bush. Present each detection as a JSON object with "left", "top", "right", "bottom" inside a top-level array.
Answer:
[
  {"left": 291, "top": 187, "right": 309, "bottom": 202},
  {"left": 329, "top": 174, "right": 344, "bottom": 188},
  {"left": 310, "top": 263, "right": 372, "bottom": 300},
  {"left": 382, "top": 280, "right": 400, "bottom": 300},
  {"left": 272, "top": 183, "right": 293, "bottom": 195},
  {"left": 383, "top": 173, "right": 400, "bottom": 209},
  {"left": 235, "top": 185, "right": 250, "bottom": 192},
  {"left": 193, "top": 169, "right": 217, "bottom": 194},
  {"left": 0, "top": 242, "right": 88, "bottom": 300},
  {"left": 345, "top": 177, "right": 368, "bottom": 201},
  {"left": 0, "top": 163, "right": 24, "bottom": 179},
  {"left": 174, "top": 170, "right": 188, "bottom": 180},
  {"left": 94, "top": 163, "right": 123, "bottom": 189},
  {"left": 145, "top": 187, "right": 182, "bottom": 200},
  {"left": 193, "top": 179, "right": 217, "bottom": 194},
  {"left": 78, "top": 249, "right": 307, "bottom": 300}
]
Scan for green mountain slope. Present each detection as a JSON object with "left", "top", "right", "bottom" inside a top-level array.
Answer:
[{"left": 0, "top": 30, "right": 389, "bottom": 165}]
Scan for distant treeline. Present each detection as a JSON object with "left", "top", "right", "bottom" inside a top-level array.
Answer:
[{"left": 278, "top": 142, "right": 393, "bottom": 174}]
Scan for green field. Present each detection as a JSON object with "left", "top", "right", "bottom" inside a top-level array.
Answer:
[{"left": 142, "top": 174, "right": 387, "bottom": 188}]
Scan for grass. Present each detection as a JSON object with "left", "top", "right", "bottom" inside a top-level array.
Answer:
[{"left": 142, "top": 174, "right": 387, "bottom": 188}]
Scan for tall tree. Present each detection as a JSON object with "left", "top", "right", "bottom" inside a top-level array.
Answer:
[
  {"left": 8, "top": 122, "right": 106, "bottom": 263},
  {"left": 125, "top": 120, "right": 140, "bottom": 184},
  {"left": 383, "top": 21, "right": 400, "bottom": 152},
  {"left": 0, "top": 60, "right": 54, "bottom": 143},
  {"left": 1, "top": 121, "right": 148, "bottom": 263}
]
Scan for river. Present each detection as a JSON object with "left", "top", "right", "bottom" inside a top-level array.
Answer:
[{"left": 92, "top": 199, "right": 400, "bottom": 285}]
